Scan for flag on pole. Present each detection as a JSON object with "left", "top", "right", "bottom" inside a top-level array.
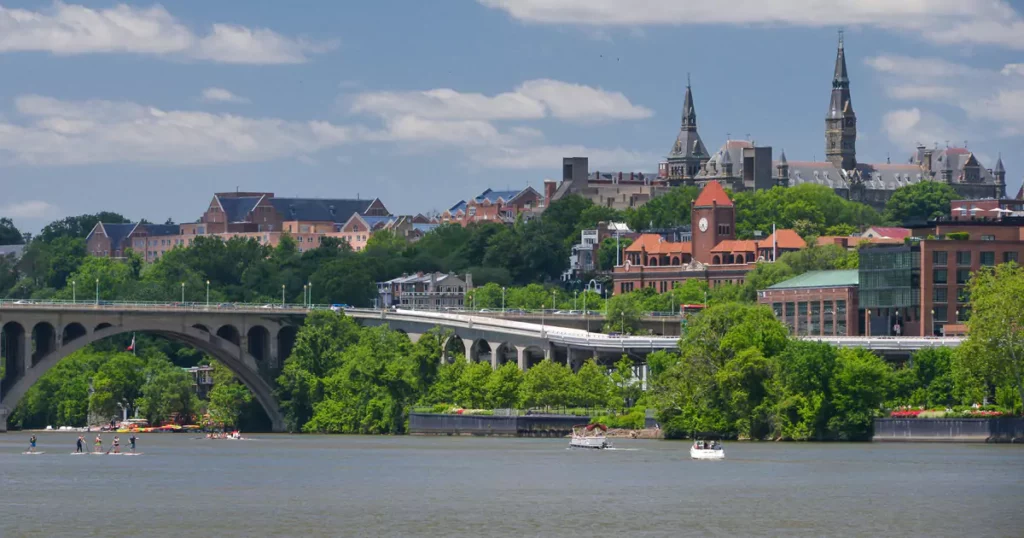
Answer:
[{"left": 127, "top": 334, "right": 135, "bottom": 352}]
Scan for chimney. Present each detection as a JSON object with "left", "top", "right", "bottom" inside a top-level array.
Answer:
[
  {"left": 544, "top": 179, "right": 557, "bottom": 208},
  {"left": 922, "top": 147, "right": 934, "bottom": 174},
  {"left": 465, "top": 273, "right": 473, "bottom": 290}
]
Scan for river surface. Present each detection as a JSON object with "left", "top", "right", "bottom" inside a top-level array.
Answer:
[{"left": 1, "top": 433, "right": 1022, "bottom": 537}]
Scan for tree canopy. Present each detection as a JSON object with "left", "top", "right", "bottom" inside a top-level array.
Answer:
[{"left": 883, "top": 181, "right": 958, "bottom": 224}]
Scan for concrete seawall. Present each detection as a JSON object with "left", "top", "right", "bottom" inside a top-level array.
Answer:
[
  {"left": 409, "top": 413, "right": 586, "bottom": 437},
  {"left": 873, "top": 418, "right": 1024, "bottom": 443}
]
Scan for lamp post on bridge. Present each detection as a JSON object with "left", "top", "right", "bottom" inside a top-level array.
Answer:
[
  {"left": 282, "top": 284, "right": 286, "bottom": 306},
  {"left": 551, "top": 290, "right": 557, "bottom": 312},
  {"left": 308, "top": 282, "right": 313, "bottom": 308},
  {"left": 206, "top": 280, "right": 210, "bottom": 308},
  {"left": 583, "top": 291, "right": 588, "bottom": 333},
  {"left": 181, "top": 282, "right": 185, "bottom": 304},
  {"left": 501, "top": 287, "right": 506, "bottom": 314},
  {"left": 303, "top": 285, "right": 308, "bottom": 308},
  {"left": 72, "top": 280, "right": 76, "bottom": 304},
  {"left": 574, "top": 290, "right": 578, "bottom": 311},
  {"left": 94, "top": 278, "right": 99, "bottom": 305}
]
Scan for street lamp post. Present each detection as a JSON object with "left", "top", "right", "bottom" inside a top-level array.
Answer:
[
  {"left": 930, "top": 309, "right": 935, "bottom": 336},
  {"left": 206, "top": 280, "right": 210, "bottom": 308},
  {"left": 308, "top": 282, "right": 313, "bottom": 308},
  {"left": 574, "top": 290, "right": 578, "bottom": 311},
  {"left": 866, "top": 309, "right": 871, "bottom": 337},
  {"left": 281, "top": 284, "right": 286, "bottom": 306},
  {"left": 583, "top": 292, "right": 589, "bottom": 333},
  {"left": 552, "top": 290, "right": 557, "bottom": 312},
  {"left": 501, "top": 287, "right": 506, "bottom": 314},
  {"left": 181, "top": 282, "right": 185, "bottom": 304},
  {"left": 95, "top": 278, "right": 99, "bottom": 305},
  {"left": 303, "top": 285, "right": 308, "bottom": 308},
  {"left": 621, "top": 312, "right": 625, "bottom": 335},
  {"left": 72, "top": 280, "right": 76, "bottom": 304}
]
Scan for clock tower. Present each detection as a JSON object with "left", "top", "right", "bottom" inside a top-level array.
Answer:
[{"left": 691, "top": 181, "right": 735, "bottom": 264}]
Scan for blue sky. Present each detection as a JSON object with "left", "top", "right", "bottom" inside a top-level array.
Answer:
[{"left": 2, "top": 1, "right": 1023, "bottom": 234}]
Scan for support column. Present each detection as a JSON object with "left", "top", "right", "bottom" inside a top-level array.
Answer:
[
  {"left": 543, "top": 345, "right": 551, "bottom": 362},
  {"left": 463, "top": 338, "right": 474, "bottom": 363},
  {"left": 516, "top": 345, "right": 526, "bottom": 371},
  {"left": 21, "top": 340, "right": 30, "bottom": 377},
  {"left": 488, "top": 341, "right": 503, "bottom": 370}
]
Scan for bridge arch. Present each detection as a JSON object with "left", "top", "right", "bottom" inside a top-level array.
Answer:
[
  {"left": 247, "top": 325, "right": 271, "bottom": 363},
  {"left": 62, "top": 322, "right": 88, "bottom": 345},
  {"left": 276, "top": 325, "right": 298, "bottom": 366},
  {"left": 31, "top": 322, "right": 56, "bottom": 366},
  {"left": 216, "top": 324, "right": 240, "bottom": 346},
  {"left": 493, "top": 343, "right": 513, "bottom": 366},
  {"left": 95, "top": 322, "right": 112, "bottom": 332},
  {"left": 1, "top": 321, "right": 27, "bottom": 393},
  {"left": 470, "top": 340, "right": 491, "bottom": 364},
  {"left": 0, "top": 323, "right": 285, "bottom": 432},
  {"left": 442, "top": 335, "right": 467, "bottom": 364}
]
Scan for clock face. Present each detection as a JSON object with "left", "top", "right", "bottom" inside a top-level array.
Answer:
[{"left": 698, "top": 217, "right": 708, "bottom": 232}]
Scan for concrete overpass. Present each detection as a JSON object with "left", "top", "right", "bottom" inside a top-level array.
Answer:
[{"left": 0, "top": 301, "right": 964, "bottom": 432}]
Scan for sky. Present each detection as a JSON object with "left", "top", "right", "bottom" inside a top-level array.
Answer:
[{"left": 1, "top": 0, "right": 1023, "bottom": 235}]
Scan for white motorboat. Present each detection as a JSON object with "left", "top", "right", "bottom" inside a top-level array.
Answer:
[
  {"left": 690, "top": 439, "right": 725, "bottom": 460},
  {"left": 569, "top": 423, "right": 610, "bottom": 449}
]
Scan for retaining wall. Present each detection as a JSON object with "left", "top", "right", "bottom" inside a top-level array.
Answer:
[
  {"left": 873, "top": 417, "right": 1024, "bottom": 443},
  {"left": 409, "top": 413, "right": 585, "bottom": 437}
]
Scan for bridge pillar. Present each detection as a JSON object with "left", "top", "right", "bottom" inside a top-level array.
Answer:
[
  {"left": 516, "top": 345, "right": 526, "bottom": 371},
  {"left": 566, "top": 348, "right": 584, "bottom": 373},
  {"left": 488, "top": 341, "right": 503, "bottom": 370},
  {"left": 463, "top": 339, "right": 475, "bottom": 363}
]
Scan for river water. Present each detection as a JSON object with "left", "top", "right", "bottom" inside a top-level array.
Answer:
[{"left": 1, "top": 433, "right": 1021, "bottom": 537}]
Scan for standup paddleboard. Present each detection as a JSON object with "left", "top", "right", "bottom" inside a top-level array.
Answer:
[
  {"left": 70, "top": 452, "right": 88, "bottom": 455},
  {"left": 123, "top": 452, "right": 143, "bottom": 456},
  {"left": 23, "top": 451, "right": 45, "bottom": 455}
]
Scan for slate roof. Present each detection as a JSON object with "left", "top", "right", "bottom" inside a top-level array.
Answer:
[
  {"left": 269, "top": 198, "right": 375, "bottom": 223},
  {"left": 667, "top": 83, "right": 709, "bottom": 161},
  {"left": 99, "top": 223, "right": 139, "bottom": 252},
  {"left": 698, "top": 140, "right": 752, "bottom": 178},
  {"left": 768, "top": 270, "right": 859, "bottom": 289},
  {"left": 143, "top": 224, "right": 181, "bottom": 236},
  {"left": 694, "top": 180, "right": 733, "bottom": 207},
  {"left": 786, "top": 161, "right": 850, "bottom": 190},
  {"left": 217, "top": 196, "right": 264, "bottom": 223},
  {"left": 448, "top": 201, "right": 467, "bottom": 214},
  {"left": 474, "top": 188, "right": 521, "bottom": 204}
]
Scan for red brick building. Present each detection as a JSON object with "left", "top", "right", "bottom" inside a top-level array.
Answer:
[
  {"left": 441, "top": 187, "right": 543, "bottom": 226},
  {"left": 613, "top": 181, "right": 806, "bottom": 294},
  {"left": 758, "top": 270, "right": 860, "bottom": 336}
]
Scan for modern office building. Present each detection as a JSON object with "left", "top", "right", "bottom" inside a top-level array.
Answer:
[{"left": 758, "top": 270, "right": 860, "bottom": 336}]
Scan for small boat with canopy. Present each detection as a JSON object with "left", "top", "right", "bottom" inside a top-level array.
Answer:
[
  {"left": 690, "top": 435, "right": 725, "bottom": 460},
  {"left": 569, "top": 423, "right": 610, "bottom": 449}
]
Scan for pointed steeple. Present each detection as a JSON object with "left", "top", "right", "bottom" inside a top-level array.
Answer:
[
  {"left": 778, "top": 149, "right": 788, "bottom": 166},
  {"left": 833, "top": 30, "right": 849, "bottom": 89},
  {"left": 825, "top": 29, "right": 857, "bottom": 170},
  {"left": 995, "top": 154, "right": 1005, "bottom": 173},
  {"left": 681, "top": 73, "right": 696, "bottom": 129},
  {"left": 828, "top": 30, "right": 853, "bottom": 116}
]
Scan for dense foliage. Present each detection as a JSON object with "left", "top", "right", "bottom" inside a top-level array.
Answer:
[
  {"left": 732, "top": 184, "right": 882, "bottom": 240},
  {"left": 883, "top": 181, "right": 958, "bottom": 224}
]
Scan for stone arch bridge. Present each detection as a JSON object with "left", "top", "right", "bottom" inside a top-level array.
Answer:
[{"left": 0, "top": 303, "right": 964, "bottom": 432}]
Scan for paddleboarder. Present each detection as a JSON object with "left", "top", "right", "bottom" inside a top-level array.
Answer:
[
  {"left": 94, "top": 434, "right": 103, "bottom": 453},
  {"left": 110, "top": 436, "right": 120, "bottom": 454},
  {"left": 76, "top": 435, "right": 85, "bottom": 453},
  {"left": 129, "top": 434, "right": 137, "bottom": 453},
  {"left": 28, "top": 434, "right": 37, "bottom": 453}
]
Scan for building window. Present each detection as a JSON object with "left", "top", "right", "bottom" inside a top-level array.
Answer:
[
  {"left": 836, "top": 300, "right": 847, "bottom": 335},
  {"left": 933, "top": 287, "right": 947, "bottom": 303},
  {"left": 932, "top": 251, "right": 947, "bottom": 266},
  {"left": 956, "top": 251, "right": 971, "bottom": 266},
  {"left": 981, "top": 234, "right": 995, "bottom": 241},
  {"left": 797, "top": 302, "right": 808, "bottom": 335},
  {"left": 784, "top": 302, "right": 795, "bottom": 333},
  {"left": 933, "top": 269, "right": 948, "bottom": 284},
  {"left": 1004, "top": 252, "right": 1019, "bottom": 264},
  {"left": 956, "top": 269, "right": 971, "bottom": 285},
  {"left": 933, "top": 306, "right": 948, "bottom": 322},
  {"left": 810, "top": 302, "right": 821, "bottom": 335},
  {"left": 980, "top": 252, "right": 995, "bottom": 266}
]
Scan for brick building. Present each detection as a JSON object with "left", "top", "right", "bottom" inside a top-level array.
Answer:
[
  {"left": 859, "top": 217, "right": 1024, "bottom": 337},
  {"left": 377, "top": 272, "right": 473, "bottom": 310},
  {"left": 86, "top": 222, "right": 183, "bottom": 262},
  {"left": 441, "top": 187, "right": 543, "bottom": 226},
  {"left": 546, "top": 157, "right": 668, "bottom": 211},
  {"left": 758, "top": 270, "right": 860, "bottom": 336},
  {"left": 612, "top": 181, "right": 806, "bottom": 294}
]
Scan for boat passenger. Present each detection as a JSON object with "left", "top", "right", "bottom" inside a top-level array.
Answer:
[{"left": 29, "top": 435, "right": 37, "bottom": 453}]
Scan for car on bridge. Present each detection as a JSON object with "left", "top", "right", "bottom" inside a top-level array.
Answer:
[{"left": 330, "top": 304, "right": 351, "bottom": 312}]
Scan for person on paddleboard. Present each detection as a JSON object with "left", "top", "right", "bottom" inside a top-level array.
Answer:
[
  {"left": 94, "top": 434, "right": 103, "bottom": 453},
  {"left": 76, "top": 435, "right": 84, "bottom": 453},
  {"left": 112, "top": 436, "right": 120, "bottom": 454},
  {"left": 29, "top": 435, "right": 37, "bottom": 453},
  {"left": 129, "top": 434, "right": 137, "bottom": 453}
]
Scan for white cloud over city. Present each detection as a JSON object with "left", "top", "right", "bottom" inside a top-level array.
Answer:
[
  {"left": 479, "top": 0, "right": 1024, "bottom": 50},
  {"left": 866, "top": 54, "right": 1024, "bottom": 146},
  {"left": 0, "top": 95, "right": 357, "bottom": 165},
  {"left": 200, "top": 88, "right": 249, "bottom": 104},
  {"left": 0, "top": 200, "right": 58, "bottom": 219},
  {"left": 0, "top": 3, "right": 335, "bottom": 64}
]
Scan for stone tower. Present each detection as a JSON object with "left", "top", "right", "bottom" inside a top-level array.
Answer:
[
  {"left": 776, "top": 150, "right": 790, "bottom": 186},
  {"left": 825, "top": 31, "right": 856, "bottom": 170},
  {"left": 666, "top": 76, "right": 709, "bottom": 185}
]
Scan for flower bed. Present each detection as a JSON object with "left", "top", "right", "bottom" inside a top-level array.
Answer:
[{"left": 888, "top": 408, "right": 1008, "bottom": 419}]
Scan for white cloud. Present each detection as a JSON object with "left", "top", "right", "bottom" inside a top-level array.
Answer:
[
  {"left": 886, "top": 85, "right": 958, "bottom": 101},
  {"left": 200, "top": 87, "right": 249, "bottom": 104},
  {"left": 473, "top": 144, "right": 658, "bottom": 170},
  {"left": 351, "top": 79, "right": 651, "bottom": 122},
  {"left": 0, "top": 200, "right": 58, "bottom": 219},
  {"left": 479, "top": 0, "right": 1024, "bottom": 49},
  {"left": 0, "top": 3, "right": 333, "bottom": 64},
  {"left": 864, "top": 55, "right": 983, "bottom": 78},
  {"left": 881, "top": 108, "right": 961, "bottom": 149},
  {"left": 1001, "top": 63, "right": 1024, "bottom": 76},
  {"left": 0, "top": 95, "right": 359, "bottom": 166}
]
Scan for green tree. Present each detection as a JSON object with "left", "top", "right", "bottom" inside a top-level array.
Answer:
[
  {"left": 89, "top": 353, "right": 146, "bottom": 419},
  {"left": 207, "top": 363, "right": 253, "bottom": 428},
  {"left": 574, "top": 359, "right": 614, "bottom": 408},
  {"left": 609, "top": 356, "right": 641, "bottom": 408},
  {"left": 520, "top": 359, "right": 576, "bottom": 408},
  {"left": 883, "top": 181, "right": 958, "bottom": 223},
  {"left": 597, "top": 236, "right": 631, "bottom": 270},
  {"left": 456, "top": 362, "right": 493, "bottom": 408},
  {"left": 605, "top": 292, "right": 643, "bottom": 333},
  {"left": 0, "top": 217, "right": 24, "bottom": 245},
  {"left": 137, "top": 357, "right": 200, "bottom": 425},
  {"left": 485, "top": 362, "right": 523, "bottom": 408},
  {"left": 958, "top": 263, "right": 1024, "bottom": 409},
  {"left": 37, "top": 212, "right": 131, "bottom": 243},
  {"left": 827, "top": 348, "right": 892, "bottom": 440},
  {"left": 624, "top": 186, "right": 700, "bottom": 231}
]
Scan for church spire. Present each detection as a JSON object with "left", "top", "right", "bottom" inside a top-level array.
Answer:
[
  {"left": 681, "top": 73, "right": 696, "bottom": 129},
  {"left": 825, "top": 30, "right": 857, "bottom": 170}
]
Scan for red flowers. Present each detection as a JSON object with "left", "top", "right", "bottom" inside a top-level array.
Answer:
[{"left": 889, "top": 410, "right": 923, "bottom": 418}]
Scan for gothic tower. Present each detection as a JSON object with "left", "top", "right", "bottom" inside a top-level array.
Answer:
[
  {"left": 666, "top": 76, "right": 709, "bottom": 185},
  {"left": 825, "top": 31, "right": 856, "bottom": 170}
]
